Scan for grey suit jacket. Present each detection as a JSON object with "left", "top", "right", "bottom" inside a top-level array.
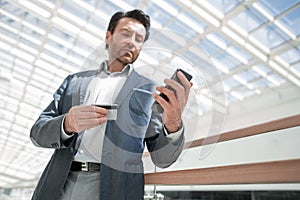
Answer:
[{"left": 30, "top": 68, "right": 185, "bottom": 200}]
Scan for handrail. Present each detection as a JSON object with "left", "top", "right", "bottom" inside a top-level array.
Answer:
[
  {"left": 184, "top": 114, "right": 300, "bottom": 149},
  {"left": 145, "top": 159, "right": 300, "bottom": 185},
  {"left": 143, "top": 114, "right": 300, "bottom": 158},
  {"left": 144, "top": 114, "right": 300, "bottom": 185}
]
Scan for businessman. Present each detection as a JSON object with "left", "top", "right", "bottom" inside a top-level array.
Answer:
[{"left": 30, "top": 9, "right": 192, "bottom": 200}]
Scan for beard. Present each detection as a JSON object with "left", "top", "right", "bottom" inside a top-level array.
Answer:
[{"left": 115, "top": 50, "right": 139, "bottom": 65}]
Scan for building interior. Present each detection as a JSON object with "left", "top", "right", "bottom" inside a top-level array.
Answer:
[{"left": 0, "top": 0, "right": 300, "bottom": 199}]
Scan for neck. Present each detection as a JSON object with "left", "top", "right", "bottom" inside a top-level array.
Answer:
[{"left": 107, "top": 59, "right": 127, "bottom": 73}]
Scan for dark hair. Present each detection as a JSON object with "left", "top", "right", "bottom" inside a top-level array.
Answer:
[{"left": 106, "top": 9, "right": 151, "bottom": 48}]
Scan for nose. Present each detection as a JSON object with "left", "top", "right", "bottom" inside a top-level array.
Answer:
[
  {"left": 125, "top": 33, "right": 143, "bottom": 49},
  {"left": 125, "top": 39, "right": 134, "bottom": 49}
]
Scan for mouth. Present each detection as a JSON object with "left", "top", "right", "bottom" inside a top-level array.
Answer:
[{"left": 120, "top": 49, "right": 133, "bottom": 58}]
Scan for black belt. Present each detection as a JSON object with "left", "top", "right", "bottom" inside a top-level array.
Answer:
[{"left": 70, "top": 161, "right": 101, "bottom": 172}]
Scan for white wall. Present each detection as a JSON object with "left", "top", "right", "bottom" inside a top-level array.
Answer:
[{"left": 143, "top": 83, "right": 300, "bottom": 191}]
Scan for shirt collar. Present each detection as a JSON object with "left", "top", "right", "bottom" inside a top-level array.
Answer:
[{"left": 98, "top": 61, "right": 132, "bottom": 78}]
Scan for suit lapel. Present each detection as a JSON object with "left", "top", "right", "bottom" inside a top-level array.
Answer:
[
  {"left": 115, "top": 70, "right": 141, "bottom": 107},
  {"left": 77, "top": 71, "right": 98, "bottom": 105}
]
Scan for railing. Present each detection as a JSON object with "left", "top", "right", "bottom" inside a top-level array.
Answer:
[{"left": 145, "top": 114, "right": 300, "bottom": 185}]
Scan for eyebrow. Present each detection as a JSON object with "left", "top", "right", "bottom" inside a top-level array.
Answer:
[{"left": 119, "top": 27, "right": 145, "bottom": 37}]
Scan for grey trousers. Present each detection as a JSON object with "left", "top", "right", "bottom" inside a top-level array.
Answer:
[{"left": 58, "top": 171, "right": 100, "bottom": 200}]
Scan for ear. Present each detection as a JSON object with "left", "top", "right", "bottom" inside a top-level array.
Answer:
[{"left": 105, "top": 31, "right": 111, "bottom": 45}]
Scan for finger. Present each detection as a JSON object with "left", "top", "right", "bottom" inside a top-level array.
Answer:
[
  {"left": 163, "top": 78, "right": 184, "bottom": 95},
  {"left": 152, "top": 93, "right": 171, "bottom": 111},
  {"left": 73, "top": 106, "right": 108, "bottom": 119},
  {"left": 155, "top": 86, "right": 177, "bottom": 105},
  {"left": 77, "top": 112, "right": 107, "bottom": 120},
  {"left": 78, "top": 117, "right": 108, "bottom": 127},
  {"left": 77, "top": 117, "right": 108, "bottom": 132},
  {"left": 65, "top": 106, "right": 108, "bottom": 133},
  {"left": 81, "top": 105, "right": 109, "bottom": 115},
  {"left": 94, "top": 106, "right": 109, "bottom": 115},
  {"left": 162, "top": 79, "right": 185, "bottom": 105},
  {"left": 177, "top": 71, "right": 190, "bottom": 87},
  {"left": 177, "top": 71, "right": 192, "bottom": 99}
]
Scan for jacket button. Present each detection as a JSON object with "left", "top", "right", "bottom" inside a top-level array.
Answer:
[{"left": 51, "top": 143, "right": 59, "bottom": 148}]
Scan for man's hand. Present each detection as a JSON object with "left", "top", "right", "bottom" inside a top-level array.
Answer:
[
  {"left": 152, "top": 71, "right": 192, "bottom": 133},
  {"left": 64, "top": 105, "right": 108, "bottom": 134}
]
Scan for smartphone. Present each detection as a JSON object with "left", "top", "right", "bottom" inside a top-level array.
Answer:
[{"left": 152, "top": 68, "right": 193, "bottom": 113}]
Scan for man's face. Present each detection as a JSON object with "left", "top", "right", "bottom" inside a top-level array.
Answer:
[{"left": 106, "top": 17, "right": 146, "bottom": 65}]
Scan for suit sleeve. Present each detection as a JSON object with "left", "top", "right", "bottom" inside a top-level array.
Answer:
[
  {"left": 30, "top": 75, "right": 76, "bottom": 149},
  {"left": 145, "top": 111, "right": 185, "bottom": 168}
]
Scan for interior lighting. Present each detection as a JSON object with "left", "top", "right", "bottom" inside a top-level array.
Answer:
[
  {"left": 266, "top": 75, "right": 281, "bottom": 87},
  {"left": 228, "top": 20, "right": 248, "bottom": 38},
  {"left": 40, "top": 53, "right": 62, "bottom": 66},
  {"left": 94, "top": 10, "right": 110, "bottom": 22},
  {"left": 230, "top": 91, "right": 244, "bottom": 101},
  {"left": 290, "top": 67, "right": 300, "bottom": 79},
  {"left": 19, "top": 0, "right": 51, "bottom": 18},
  {"left": 178, "top": 13, "right": 204, "bottom": 34},
  {"left": 72, "top": 46, "right": 90, "bottom": 57},
  {"left": 274, "top": 20, "right": 297, "bottom": 40},
  {"left": 0, "top": 8, "right": 21, "bottom": 22},
  {"left": 222, "top": 26, "right": 245, "bottom": 45},
  {"left": 192, "top": 4, "right": 220, "bottom": 27},
  {"left": 274, "top": 56, "right": 289, "bottom": 68},
  {"left": 227, "top": 47, "right": 248, "bottom": 64},
  {"left": 287, "top": 74, "right": 300, "bottom": 87},
  {"left": 245, "top": 43, "right": 267, "bottom": 62},
  {"left": 152, "top": 0, "right": 178, "bottom": 17},
  {"left": 111, "top": 1, "right": 134, "bottom": 11},
  {"left": 0, "top": 41, "right": 11, "bottom": 51},
  {"left": 248, "top": 35, "right": 269, "bottom": 54},
  {"left": 0, "top": 32, "right": 16, "bottom": 44},
  {"left": 252, "top": 2, "right": 295, "bottom": 42},
  {"left": 35, "top": 59, "right": 58, "bottom": 73},
  {"left": 86, "top": 23, "right": 105, "bottom": 38},
  {"left": 44, "top": 44, "right": 68, "bottom": 58},
  {"left": 252, "top": 2, "right": 274, "bottom": 21},
  {"left": 78, "top": 30, "right": 102, "bottom": 48},
  {"left": 66, "top": 55, "right": 84, "bottom": 66},
  {"left": 207, "top": 34, "right": 227, "bottom": 50},
  {"left": 21, "top": 21, "right": 45, "bottom": 35},
  {"left": 233, "top": 74, "right": 248, "bottom": 85},
  {"left": 269, "top": 60, "right": 287, "bottom": 76},
  {"left": 36, "top": 0, "right": 55, "bottom": 9},
  {"left": 58, "top": 9, "right": 86, "bottom": 26},
  {"left": 51, "top": 16, "right": 80, "bottom": 35},
  {"left": 196, "top": 0, "right": 224, "bottom": 19},
  {"left": 252, "top": 65, "right": 267, "bottom": 77},
  {"left": 72, "top": 0, "right": 95, "bottom": 12},
  {"left": 197, "top": 93, "right": 212, "bottom": 107},
  {"left": 0, "top": 21, "right": 18, "bottom": 34},
  {"left": 211, "top": 59, "right": 229, "bottom": 74},
  {"left": 48, "top": 34, "right": 73, "bottom": 49},
  {"left": 20, "top": 32, "right": 41, "bottom": 45},
  {"left": 18, "top": 42, "right": 39, "bottom": 55},
  {"left": 11, "top": 48, "right": 35, "bottom": 62},
  {"left": 179, "top": 0, "right": 193, "bottom": 7}
]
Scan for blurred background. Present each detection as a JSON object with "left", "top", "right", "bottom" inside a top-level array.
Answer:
[{"left": 0, "top": 0, "right": 300, "bottom": 199}]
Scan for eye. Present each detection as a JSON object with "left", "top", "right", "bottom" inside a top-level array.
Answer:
[
  {"left": 136, "top": 35, "right": 144, "bottom": 43},
  {"left": 121, "top": 33, "right": 130, "bottom": 37},
  {"left": 120, "top": 30, "right": 131, "bottom": 38}
]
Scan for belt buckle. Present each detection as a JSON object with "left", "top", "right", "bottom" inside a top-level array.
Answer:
[{"left": 81, "top": 162, "right": 89, "bottom": 171}]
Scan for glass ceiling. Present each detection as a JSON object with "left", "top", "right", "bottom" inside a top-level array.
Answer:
[{"left": 0, "top": 0, "right": 300, "bottom": 188}]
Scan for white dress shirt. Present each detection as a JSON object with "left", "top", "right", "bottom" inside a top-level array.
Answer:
[{"left": 61, "top": 61, "right": 183, "bottom": 163}]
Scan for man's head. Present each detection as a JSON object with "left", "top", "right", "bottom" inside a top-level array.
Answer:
[
  {"left": 106, "top": 9, "right": 151, "bottom": 48},
  {"left": 105, "top": 9, "right": 151, "bottom": 65}
]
